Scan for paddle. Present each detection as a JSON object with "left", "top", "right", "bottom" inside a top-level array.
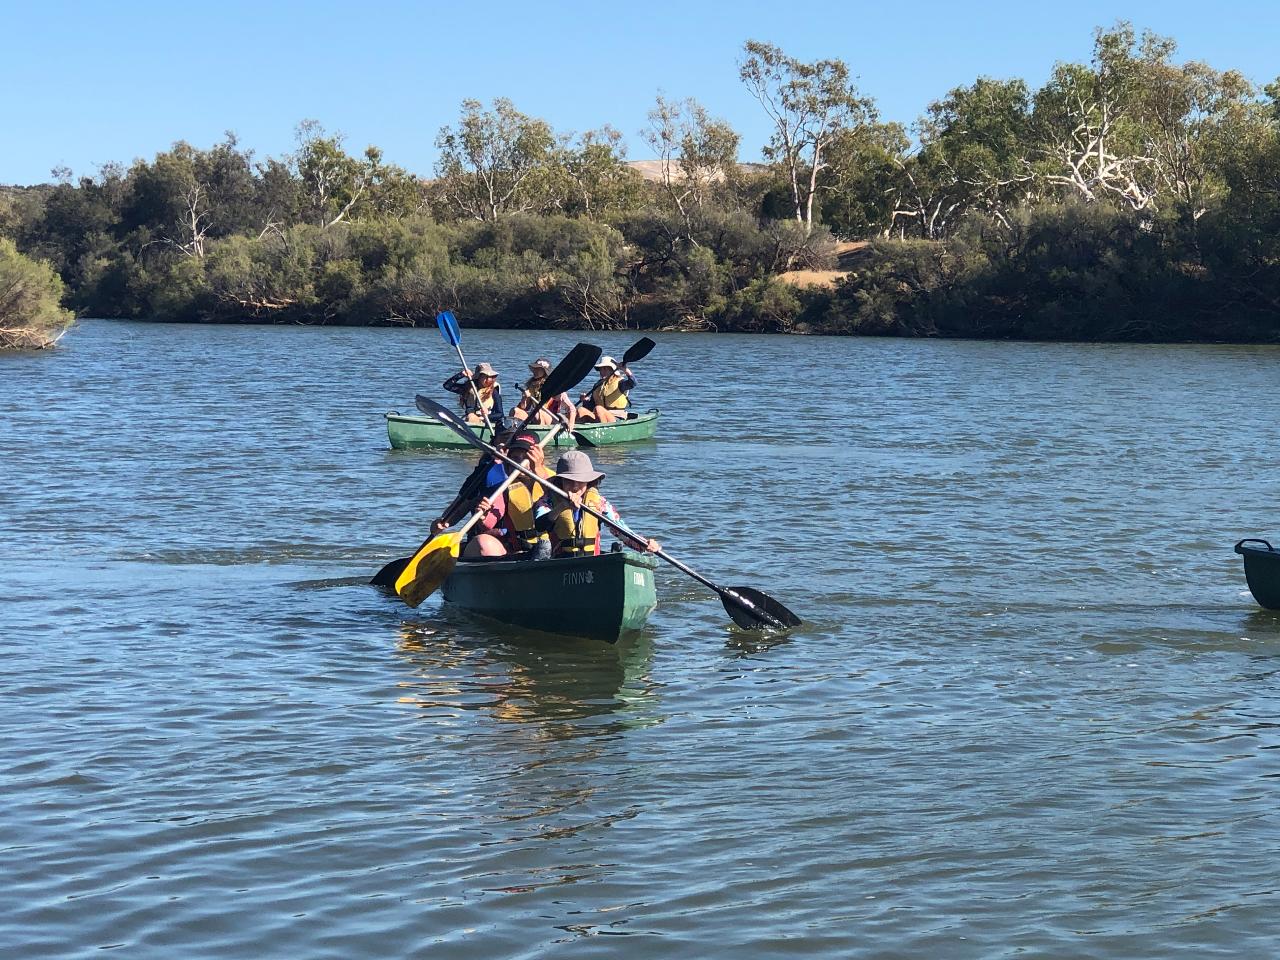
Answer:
[
  {"left": 436, "top": 310, "right": 493, "bottom": 436},
  {"left": 374, "top": 342, "right": 602, "bottom": 598},
  {"left": 573, "top": 336, "right": 657, "bottom": 448},
  {"left": 414, "top": 397, "right": 803, "bottom": 631},
  {"left": 393, "top": 422, "right": 566, "bottom": 607}
]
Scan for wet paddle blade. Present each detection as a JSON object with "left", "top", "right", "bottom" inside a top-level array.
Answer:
[
  {"left": 720, "top": 585, "right": 802, "bottom": 631},
  {"left": 370, "top": 556, "right": 411, "bottom": 590},
  {"left": 571, "top": 429, "right": 597, "bottom": 448},
  {"left": 394, "top": 532, "right": 463, "bottom": 607}
]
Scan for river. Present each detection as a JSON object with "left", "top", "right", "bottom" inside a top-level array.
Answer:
[{"left": 3, "top": 320, "right": 1279, "bottom": 957}]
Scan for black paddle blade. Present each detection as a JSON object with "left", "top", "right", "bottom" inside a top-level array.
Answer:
[
  {"left": 622, "top": 336, "right": 656, "bottom": 366},
  {"left": 720, "top": 585, "right": 802, "bottom": 631},
  {"left": 571, "top": 430, "right": 597, "bottom": 448},
  {"left": 371, "top": 556, "right": 412, "bottom": 590},
  {"left": 543, "top": 342, "right": 603, "bottom": 398}
]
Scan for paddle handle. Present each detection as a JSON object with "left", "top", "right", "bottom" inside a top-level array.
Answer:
[{"left": 455, "top": 424, "right": 564, "bottom": 537}]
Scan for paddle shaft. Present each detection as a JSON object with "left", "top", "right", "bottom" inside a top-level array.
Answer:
[
  {"left": 451, "top": 429, "right": 784, "bottom": 627},
  {"left": 450, "top": 342, "right": 493, "bottom": 428}
]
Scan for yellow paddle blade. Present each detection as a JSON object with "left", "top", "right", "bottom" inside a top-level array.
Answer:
[{"left": 395, "top": 532, "right": 462, "bottom": 607}]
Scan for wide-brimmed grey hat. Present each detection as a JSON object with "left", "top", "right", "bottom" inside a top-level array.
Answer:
[
  {"left": 553, "top": 450, "right": 604, "bottom": 483},
  {"left": 594, "top": 355, "right": 618, "bottom": 371},
  {"left": 529, "top": 358, "right": 552, "bottom": 373},
  {"left": 473, "top": 362, "right": 498, "bottom": 378}
]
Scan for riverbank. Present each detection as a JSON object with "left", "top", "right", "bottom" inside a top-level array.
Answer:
[{"left": 52, "top": 205, "right": 1278, "bottom": 344}]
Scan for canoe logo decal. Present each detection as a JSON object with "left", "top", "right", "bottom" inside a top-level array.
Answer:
[
  {"left": 633, "top": 572, "right": 645, "bottom": 586},
  {"left": 563, "top": 571, "right": 595, "bottom": 586}
]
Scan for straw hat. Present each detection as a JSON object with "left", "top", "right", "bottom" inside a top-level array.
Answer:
[{"left": 553, "top": 450, "right": 604, "bottom": 483}]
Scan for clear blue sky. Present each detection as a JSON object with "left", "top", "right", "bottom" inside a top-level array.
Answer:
[{"left": 3, "top": 0, "right": 1277, "bottom": 185}]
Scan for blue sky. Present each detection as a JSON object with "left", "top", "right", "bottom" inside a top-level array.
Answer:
[{"left": 3, "top": 0, "right": 1277, "bottom": 185}]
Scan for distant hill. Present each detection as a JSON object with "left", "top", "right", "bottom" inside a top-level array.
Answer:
[{"left": 626, "top": 160, "right": 769, "bottom": 182}]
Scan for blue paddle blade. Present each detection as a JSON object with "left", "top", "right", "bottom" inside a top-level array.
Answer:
[{"left": 436, "top": 311, "right": 460, "bottom": 347}]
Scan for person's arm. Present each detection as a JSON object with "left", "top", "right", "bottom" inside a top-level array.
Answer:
[
  {"left": 597, "top": 496, "right": 659, "bottom": 552},
  {"left": 619, "top": 369, "right": 636, "bottom": 392},
  {"left": 443, "top": 371, "right": 469, "bottom": 394},
  {"left": 435, "top": 456, "right": 494, "bottom": 528},
  {"left": 473, "top": 495, "right": 505, "bottom": 531}
]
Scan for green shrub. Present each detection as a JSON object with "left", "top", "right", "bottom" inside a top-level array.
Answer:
[{"left": 0, "top": 237, "right": 74, "bottom": 348}]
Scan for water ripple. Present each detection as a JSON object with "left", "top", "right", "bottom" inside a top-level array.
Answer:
[{"left": 3, "top": 323, "right": 1280, "bottom": 957}]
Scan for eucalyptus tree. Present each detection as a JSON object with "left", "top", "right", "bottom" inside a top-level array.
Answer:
[
  {"left": 816, "top": 120, "right": 907, "bottom": 238},
  {"left": 562, "top": 126, "right": 644, "bottom": 220},
  {"left": 292, "top": 121, "right": 414, "bottom": 228},
  {"left": 642, "top": 94, "right": 741, "bottom": 240},
  {"left": 434, "top": 98, "right": 558, "bottom": 221},
  {"left": 121, "top": 136, "right": 258, "bottom": 258},
  {"left": 888, "top": 78, "right": 1034, "bottom": 238},
  {"left": 739, "top": 40, "right": 877, "bottom": 232}
]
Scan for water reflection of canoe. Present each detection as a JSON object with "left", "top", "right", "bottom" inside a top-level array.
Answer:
[
  {"left": 1235, "top": 539, "right": 1280, "bottom": 610},
  {"left": 441, "top": 550, "right": 658, "bottom": 643},
  {"left": 386, "top": 408, "right": 660, "bottom": 450}
]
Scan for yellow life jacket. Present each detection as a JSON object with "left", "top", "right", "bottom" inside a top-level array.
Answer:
[
  {"left": 505, "top": 479, "right": 545, "bottom": 550},
  {"left": 591, "top": 375, "right": 629, "bottom": 410},
  {"left": 551, "top": 488, "right": 602, "bottom": 556}
]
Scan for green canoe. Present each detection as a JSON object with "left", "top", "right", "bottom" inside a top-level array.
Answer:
[
  {"left": 386, "top": 408, "right": 660, "bottom": 450},
  {"left": 441, "top": 550, "right": 658, "bottom": 643},
  {"left": 1235, "top": 539, "right": 1280, "bottom": 609}
]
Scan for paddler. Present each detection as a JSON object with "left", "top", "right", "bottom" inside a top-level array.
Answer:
[
  {"left": 575, "top": 356, "right": 635, "bottom": 424},
  {"left": 512, "top": 357, "right": 576, "bottom": 433},
  {"left": 433, "top": 432, "right": 554, "bottom": 559},
  {"left": 537, "top": 451, "right": 660, "bottom": 557},
  {"left": 443, "top": 361, "right": 503, "bottom": 427}
]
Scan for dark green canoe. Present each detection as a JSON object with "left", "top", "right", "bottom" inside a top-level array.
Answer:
[
  {"left": 441, "top": 550, "right": 658, "bottom": 643},
  {"left": 1235, "top": 539, "right": 1280, "bottom": 609},
  {"left": 386, "top": 408, "right": 659, "bottom": 450}
]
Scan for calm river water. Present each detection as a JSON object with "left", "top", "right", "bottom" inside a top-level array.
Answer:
[{"left": 3, "top": 320, "right": 1280, "bottom": 958}]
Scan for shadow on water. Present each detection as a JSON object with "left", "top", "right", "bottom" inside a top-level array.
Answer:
[{"left": 392, "top": 620, "right": 661, "bottom": 737}]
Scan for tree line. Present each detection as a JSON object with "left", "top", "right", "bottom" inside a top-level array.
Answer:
[{"left": 2, "top": 23, "right": 1279, "bottom": 345}]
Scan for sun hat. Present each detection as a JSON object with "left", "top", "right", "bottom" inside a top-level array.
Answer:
[
  {"left": 474, "top": 362, "right": 498, "bottom": 378},
  {"left": 529, "top": 358, "right": 552, "bottom": 373},
  {"left": 553, "top": 450, "right": 605, "bottom": 483},
  {"left": 594, "top": 356, "right": 618, "bottom": 371}
]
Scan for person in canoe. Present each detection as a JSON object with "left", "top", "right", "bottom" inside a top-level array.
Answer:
[
  {"left": 443, "top": 361, "right": 503, "bottom": 427},
  {"left": 429, "top": 432, "right": 554, "bottom": 559},
  {"left": 512, "top": 357, "right": 577, "bottom": 432},
  {"left": 575, "top": 356, "right": 635, "bottom": 424},
  {"left": 538, "top": 451, "right": 660, "bottom": 558}
]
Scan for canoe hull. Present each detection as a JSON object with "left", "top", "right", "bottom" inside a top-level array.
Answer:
[
  {"left": 441, "top": 550, "right": 658, "bottom": 643},
  {"left": 386, "top": 409, "right": 660, "bottom": 450},
  {"left": 1235, "top": 539, "right": 1280, "bottom": 610}
]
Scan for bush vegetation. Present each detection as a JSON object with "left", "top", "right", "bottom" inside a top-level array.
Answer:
[{"left": 3, "top": 24, "right": 1279, "bottom": 343}]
